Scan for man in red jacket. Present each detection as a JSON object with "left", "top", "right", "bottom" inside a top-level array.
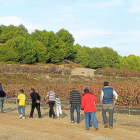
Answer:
[{"left": 81, "top": 88, "right": 98, "bottom": 130}]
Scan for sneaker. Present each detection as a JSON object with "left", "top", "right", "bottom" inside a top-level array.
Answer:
[
  {"left": 109, "top": 126, "right": 113, "bottom": 129},
  {"left": 61, "top": 114, "right": 64, "bottom": 118},
  {"left": 104, "top": 123, "right": 108, "bottom": 128},
  {"left": 85, "top": 128, "right": 89, "bottom": 130},
  {"left": 19, "top": 115, "right": 22, "bottom": 119},
  {"left": 95, "top": 127, "right": 98, "bottom": 131},
  {"left": 29, "top": 116, "right": 33, "bottom": 118},
  {"left": 22, "top": 117, "right": 26, "bottom": 119},
  {"left": 70, "top": 121, "right": 74, "bottom": 123}
]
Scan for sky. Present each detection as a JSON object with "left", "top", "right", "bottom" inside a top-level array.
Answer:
[{"left": 0, "top": 0, "right": 140, "bottom": 57}]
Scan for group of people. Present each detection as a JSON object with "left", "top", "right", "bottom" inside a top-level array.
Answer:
[
  {"left": 18, "top": 87, "right": 63, "bottom": 119},
  {"left": 69, "top": 81, "right": 118, "bottom": 130},
  {"left": 0, "top": 81, "right": 118, "bottom": 131}
]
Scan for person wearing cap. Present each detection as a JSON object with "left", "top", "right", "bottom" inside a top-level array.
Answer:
[
  {"left": 100, "top": 81, "right": 118, "bottom": 129},
  {"left": 81, "top": 86, "right": 92, "bottom": 127},
  {"left": 69, "top": 86, "right": 81, "bottom": 123},
  {"left": 81, "top": 88, "right": 98, "bottom": 130}
]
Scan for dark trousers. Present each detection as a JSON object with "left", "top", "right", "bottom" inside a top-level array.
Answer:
[
  {"left": 30, "top": 102, "right": 41, "bottom": 117},
  {"left": 49, "top": 101, "right": 55, "bottom": 117}
]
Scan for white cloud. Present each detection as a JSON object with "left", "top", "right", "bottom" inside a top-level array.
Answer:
[
  {"left": 0, "top": 16, "right": 23, "bottom": 26},
  {"left": 71, "top": 29, "right": 114, "bottom": 40},
  {"left": 128, "top": 5, "right": 140, "bottom": 13},
  {"left": 0, "top": 16, "right": 39, "bottom": 33}
]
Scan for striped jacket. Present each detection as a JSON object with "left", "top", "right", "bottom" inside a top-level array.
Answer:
[
  {"left": 69, "top": 90, "right": 81, "bottom": 104},
  {"left": 55, "top": 97, "right": 61, "bottom": 106}
]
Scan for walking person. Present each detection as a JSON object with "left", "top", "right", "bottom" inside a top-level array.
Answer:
[
  {"left": 29, "top": 88, "right": 41, "bottom": 118},
  {"left": 17, "top": 89, "right": 26, "bottom": 119},
  {"left": 46, "top": 87, "right": 56, "bottom": 119},
  {"left": 69, "top": 86, "right": 81, "bottom": 123},
  {"left": 55, "top": 96, "right": 63, "bottom": 118},
  {"left": 100, "top": 81, "right": 118, "bottom": 129},
  {"left": 81, "top": 88, "right": 98, "bottom": 130},
  {"left": 0, "top": 89, "right": 6, "bottom": 113}
]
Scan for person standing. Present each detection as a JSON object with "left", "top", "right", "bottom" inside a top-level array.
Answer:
[
  {"left": 0, "top": 83, "right": 3, "bottom": 91},
  {"left": 55, "top": 96, "right": 63, "bottom": 118},
  {"left": 29, "top": 88, "right": 41, "bottom": 118},
  {"left": 46, "top": 88, "right": 56, "bottom": 119},
  {"left": 17, "top": 89, "right": 26, "bottom": 119},
  {"left": 81, "top": 86, "right": 92, "bottom": 127},
  {"left": 81, "top": 88, "right": 98, "bottom": 130},
  {"left": 69, "top": 86, "right": 81, "bottom": 123},
  {"left": 100, "top": 81, "right": 118, "bottom": 129},
  {"left": 0, "top": 89, "right": 6, "bottom": 113}
]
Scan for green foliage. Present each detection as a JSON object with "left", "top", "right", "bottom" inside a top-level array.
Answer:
[
  {"left": 0, "top": 24, "right": 29, "bottom": 43},
  {"left": 32, "top": 41, "right": 49, "bottom": 63},
  {"left": 0, "top": 39, "right": 19, "bottom": 63},
  {"left": 47, "top": 34, "right": 66, "bottom": 63},
  {"left": 56, "top": 28, "right": 76, "bottom": 61},
  {"left": 0, "top": 24, "right": 140, "bottom": 71}
]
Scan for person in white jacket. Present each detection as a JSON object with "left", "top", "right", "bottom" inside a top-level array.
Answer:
[{"left": 55, "top": 96, "right": 63, "bottom": 118}]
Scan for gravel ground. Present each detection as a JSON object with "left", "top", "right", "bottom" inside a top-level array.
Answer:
[{"left": 0, "top": 103, "right": 140, "bottom": 140}]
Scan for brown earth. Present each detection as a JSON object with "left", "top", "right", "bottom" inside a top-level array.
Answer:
[
  {"left": 0, "top": 103, "right": 140, "bottom": 140},
  {"left": 0, "top": 64, "right": 140, "bottom": 139}
]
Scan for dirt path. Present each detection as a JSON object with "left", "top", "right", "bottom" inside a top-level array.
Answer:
[{"left": 0, "top": 103, "right": 140, "bottom": 140}]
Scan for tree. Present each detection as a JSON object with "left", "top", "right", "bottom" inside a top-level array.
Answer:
[
  {"left": 32, "top": 41, "right": 49, "bottom": 63},
  {"left": 47, "top": 34, "right": 66, "bottom": 63},
  {"left": 56, "top": 28, "right": 76, "bottom": 61},
  {"left": 0, "top": 36, "right": 37, "bottom": 64},
  {"left": 0, "top": 24, "right": 29, "bottom": 43},
  {"left": 0, "top": 39, "right": 18, "bottom": 63},
  {"left": 74, "top": 44, "right": 89, "bottom": 67}
]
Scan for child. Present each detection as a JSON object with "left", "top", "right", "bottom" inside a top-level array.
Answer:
[
  {"left": 55, "top": 96, "right": 63, "bottom": 118},
  {"left": 17, "top": 89, "right": 26, "bottom": 119}
]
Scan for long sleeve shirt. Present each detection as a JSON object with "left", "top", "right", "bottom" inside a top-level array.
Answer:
[
  {"left": 100, "top": 86, "right": 118, "bottom": 104},
  {"left": 46, "top": 91, "right": 55, "bottom": 102},
  {"left": 81, "top": 93, "right": 98, "bottom": 113},
  {"left": 69, "top": 90, "right": 81, "bottom": 104},
  {"left": 30, "top": 92, "right": 41, "bottom": 102}
]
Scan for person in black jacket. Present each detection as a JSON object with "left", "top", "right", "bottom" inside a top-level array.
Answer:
[
  {"left": 0, "top": 90, "right": 6, "bottom": 113},
  {"left": 29, "top": 88, "right": 41, "bottom": 118}
]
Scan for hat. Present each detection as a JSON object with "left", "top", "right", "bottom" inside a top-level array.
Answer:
[{"left": 83, "top": 86, "right": 89, "bottom": 90}]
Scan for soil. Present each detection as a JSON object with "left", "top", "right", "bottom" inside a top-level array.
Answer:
[
  {"left": 0, "top": 103, "right": 140, "bottom": 140},
  {"left": 0, "top": 64, "right": 140, "bottom": 139}
]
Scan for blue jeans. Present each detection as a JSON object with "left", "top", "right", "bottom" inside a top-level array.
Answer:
[
  {"left": 70, "top": 104, "right": 80, "bottom": 123},
  {"left": 18, "top": 106, "right": 25, "bottom": 117},
  {"left": 0, "top": 98, "right": 4, "bottom": 113},
  {"left": 85, "top": 112, "right": 98, "bottom": 129}
]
